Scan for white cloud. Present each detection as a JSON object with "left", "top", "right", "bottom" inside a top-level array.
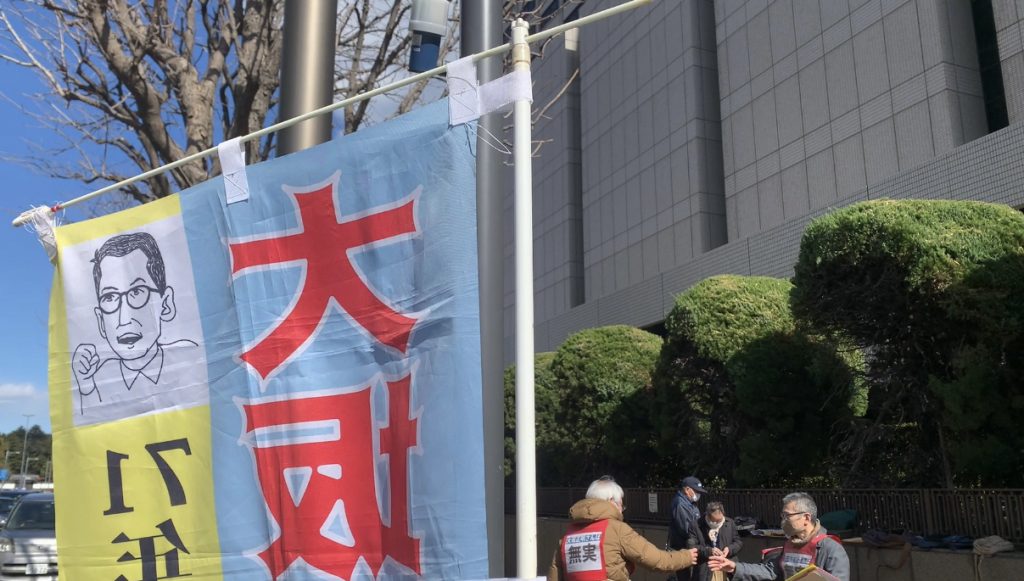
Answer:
[
  {"left": 0, "top": 383, "right": 36, "bottom": 400},
  {"left": 0, "top": 387, "right": 51, "bottom": 433}
]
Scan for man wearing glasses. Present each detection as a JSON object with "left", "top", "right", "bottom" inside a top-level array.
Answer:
[
  {"left": 72, "top": 232, "right": 197, "bottom": 415},
  {"left": 707, "top": 492, "right": 849, "bottom": 580}
]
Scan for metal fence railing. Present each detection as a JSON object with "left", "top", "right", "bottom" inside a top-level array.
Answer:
[{"left": 507, "top": 488, "right": 1024, "bottom": 543}]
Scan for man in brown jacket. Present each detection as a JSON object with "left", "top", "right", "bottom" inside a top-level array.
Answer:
[{"left": 548, "top": 477, "right": 698, "bottom": 581}]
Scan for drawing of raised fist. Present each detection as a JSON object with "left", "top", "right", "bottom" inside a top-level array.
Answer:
[{"left": 72, "top": 343, "right": 101, "bottom": 390}]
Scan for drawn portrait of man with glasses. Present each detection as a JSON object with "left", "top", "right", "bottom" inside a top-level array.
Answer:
[{"left": 71, "top": 231, "right": 200, "bottom": 419}]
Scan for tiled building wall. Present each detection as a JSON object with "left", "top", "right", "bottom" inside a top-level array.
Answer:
[
  {"left": 532, "top": 116, "right": 1024, "bottom": 352},
  {"left": 994, "top": 0, "right": 1024, "bottom": 123},
  {"left": 716, "top": 0, "right": 989, "bottom": 241},
  {"left": 577, "top": 0, "right": 726, "bottom": 301},
  {"left": 506, "top": 0, "right": 1023, "bottom": 360}
]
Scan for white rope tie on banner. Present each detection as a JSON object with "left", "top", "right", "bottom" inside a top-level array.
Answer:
[
  {"left": 217, "top": 137, "right": 251, "bottom": 204},
  {"left": 10, "top": 0, "right": 651, "bottom": 227},
  {"left": 447, "top": 54, "right": 533, "bottom": 126},
  {"left": 16, "top": 206, "right": 61, "bottom": 261}
]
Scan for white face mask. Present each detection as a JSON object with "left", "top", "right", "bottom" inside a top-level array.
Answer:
[{"left": 692, "top": 492, "right": 701, "bottom": 502}]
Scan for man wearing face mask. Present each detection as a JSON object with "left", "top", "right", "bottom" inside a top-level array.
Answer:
[
  {"left": 707, "top": 492, "right": 850, "bottom": 581},
  {"left": 668, "top": 476, "right": 706, "bottom": 581}
]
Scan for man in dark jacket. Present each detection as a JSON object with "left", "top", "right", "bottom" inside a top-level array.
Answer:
[
  {"left": 668, "top": 476, "right": 706, "bottom": 581},
  {"left": 688, "top": 501, "right": 742, "bottom": 581}
]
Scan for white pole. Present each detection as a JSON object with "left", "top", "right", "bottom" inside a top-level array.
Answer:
[
  {"left": 19, "top": 414, "right": 32, "bottom": 488},
  {"left": 511, "top": 17, "right": 538, "bottom": 579}
]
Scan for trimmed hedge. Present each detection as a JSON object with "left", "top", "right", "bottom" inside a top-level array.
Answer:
[
  {"left": 792, "top": 200, "right": 1024, "bottom": 485},
  {"left": 504, "top": 326, "right": 663, "bottom": 486},
  {"left": 654, "top": 275, "right": 863, "bottom": 486},
  {"left": 504, "top": 352, "right": 561, "bottom": 482},
  {"left": 793, "top": 199, "right": 1024, "bottom": 349},
  {"left": 669, "top": 275, "right": 797, "bottom": 362},
  {"left": 551, "top": 325, "right": 663, "bottom": 486}
]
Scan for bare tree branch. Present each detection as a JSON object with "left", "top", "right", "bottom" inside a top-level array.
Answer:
[
  {"left": 0, "top": 0, "right": 585, "bottom": 208},
  {"left": 0, "top": 0, "right": 282, "bottom": 202}
]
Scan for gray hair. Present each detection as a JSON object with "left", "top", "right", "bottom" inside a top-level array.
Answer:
[
  {"left": 586, "top": 478, "right": 625, "bottom": 505},
  {"left": 782, "top": 492, "right": 818, "bottom": 523},
  {"left": 706, "top": 501, "right": 725, "bottom": 515}
]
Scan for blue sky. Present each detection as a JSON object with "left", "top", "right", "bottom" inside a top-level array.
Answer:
[{"left": 0, "top": 63, "right": 95, "bottom": 434}]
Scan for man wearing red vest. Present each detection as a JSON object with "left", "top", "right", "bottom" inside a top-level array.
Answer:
[
  {"left": 707, "top": 492, "right": 850, "bottom": 581},
  {"left": 548, "top": 477, "right": 698, "bottom": 581}
]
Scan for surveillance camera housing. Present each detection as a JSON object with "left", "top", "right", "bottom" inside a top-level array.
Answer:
[{"left": 409, "top": 0, "right": 450, "bottom": 73}]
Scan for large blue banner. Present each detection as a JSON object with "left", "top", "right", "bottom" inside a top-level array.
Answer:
[{"left": 49, "top": 99, "right": 487, "bottom": 580}]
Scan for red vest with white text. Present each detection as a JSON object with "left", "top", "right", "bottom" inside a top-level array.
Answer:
[
  {"left": 560, "top": 520, "right": 609, "bottom": 581},
  {"left": 761, "top": 533, "right": 838, "bottom": 578}
]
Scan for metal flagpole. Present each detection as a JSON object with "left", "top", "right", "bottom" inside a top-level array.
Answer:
[
  {"left": 277, "top": 0, "right": 338, "bottom": 155},
  {"left": 460, "top": 0, "right": 506, "bottom": 576},
  {"left": 510, "top": 18, "right": 538, "bottom": 578}
]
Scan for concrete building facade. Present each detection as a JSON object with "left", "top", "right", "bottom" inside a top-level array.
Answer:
[{"left": 506, "top": 0, "right": 1024, "bottom": 360}]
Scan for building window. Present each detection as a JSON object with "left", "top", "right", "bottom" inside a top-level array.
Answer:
[{"left": 971, "top": 0, "right": 1009, "bottom": 132}]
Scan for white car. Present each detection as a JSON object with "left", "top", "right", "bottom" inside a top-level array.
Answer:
[{"left": 0, "top": 493, "right": 56, "bottom": 580}]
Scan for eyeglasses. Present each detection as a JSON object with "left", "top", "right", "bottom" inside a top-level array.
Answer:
[
  {"left": 598, "top": 474, "right": 615, "bottom": 482},
  {"left": 780, "top": 511, "right": 808, "bottom": 520},
  {"left": 98, "top": 285, "right": 160, "bottom": 314}
]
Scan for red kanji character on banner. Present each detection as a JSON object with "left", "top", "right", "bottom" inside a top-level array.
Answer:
[
  {"left": 229, "top": 174, "right": 421, "bottom": 381},
  {"left": 240, "top": 372, "right": 421, "bottom": 579}
]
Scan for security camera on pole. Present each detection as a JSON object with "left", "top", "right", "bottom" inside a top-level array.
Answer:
[{"left": 408, "top": 0, "right": 451, "bottom": 73}]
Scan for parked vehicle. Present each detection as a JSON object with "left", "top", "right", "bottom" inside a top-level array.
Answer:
[
  {"left": 0, "top": 491, "right": 33, "bottom": 530},
  {"left": 0, "top": 498, "right": 14, "bottom": 529},
  {"left": 0, "top": 493, "right": 56, "bottom": 580}
]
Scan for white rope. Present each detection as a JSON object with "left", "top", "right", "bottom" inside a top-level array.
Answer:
[
  {"left": 16, "top": 206, "right": 61, "bottom": 261},
  {"left": 10, "top": 0, "right": 651, "bottom": 228}
]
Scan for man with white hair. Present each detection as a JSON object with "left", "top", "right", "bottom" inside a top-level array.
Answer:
[
  {"left": 708, "top": 492, "right": 850, "bottom": 581},
  {"left": 548, "top": 476, "right": 698, "bottom": 581}
]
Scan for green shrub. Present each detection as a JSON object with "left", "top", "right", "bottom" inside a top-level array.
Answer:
[
  {"left": 671, "top": 275, "right": 797, "bottom": 362},
  {"left": 792, "top": 199, "right": 1024, "bottom": 485},
  {"left": 729, "top": 333, "right": 860, "bottom": 485},
  {"left": 793, "top": 199, "right": 1024, "bottom": 349},
  {"left": 551, "top": 325, "right": 663, "bottom": 486},
  {"left": 654, "top": 275, "right": 862, "bottom": 486},
  {"left": 504, "top": 352, "right": 564, "bottom": 484}
]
